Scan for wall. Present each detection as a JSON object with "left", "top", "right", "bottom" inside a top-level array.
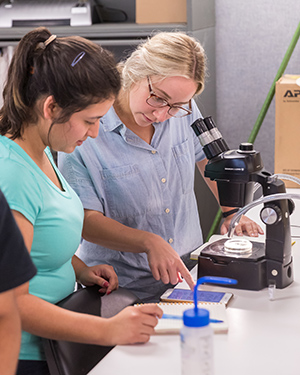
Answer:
[
  {"left": 215, "top": 0, "right": 300, "bottom": 173},
  {"left": 0, "top": 47, "right": 14, "bottom": 107}
]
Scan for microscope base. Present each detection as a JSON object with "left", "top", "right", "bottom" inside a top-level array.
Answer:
[{"left": 197, "top": 240, "right": 294, "bottom": 290}]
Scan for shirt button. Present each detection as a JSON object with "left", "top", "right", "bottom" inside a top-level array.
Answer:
[
  {"left": 165, "top": 208, "right": 170, "bottom": 214},
  {"left": 151, "top": 150, "right": 157, "bottom": 154},
  {"left": 161, "top": 178, "right": 166, "bottom": 183},
  {"left": 168, "top": 238, "right": 173, "bottom": 244}
]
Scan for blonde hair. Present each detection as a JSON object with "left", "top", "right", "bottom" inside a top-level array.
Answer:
[{"left": 120, "top": 32, "right": 206, "bottom": 95}]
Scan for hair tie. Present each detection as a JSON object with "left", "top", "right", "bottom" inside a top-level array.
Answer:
[{"left": 44, "top": 35, "right": 57, "bottom": 48}]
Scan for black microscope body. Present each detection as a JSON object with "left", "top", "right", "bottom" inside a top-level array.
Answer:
[{"left": 192, "top": 117, "right": 294, "bottom": 290}]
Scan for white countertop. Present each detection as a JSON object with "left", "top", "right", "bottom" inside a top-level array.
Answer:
[{"left": 88, "top": 189, "right": 300, "bottom": 375}]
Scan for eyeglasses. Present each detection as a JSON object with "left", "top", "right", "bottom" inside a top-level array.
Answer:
[{"left": 146, "top": 76, "right": 192, "bottom": 118}]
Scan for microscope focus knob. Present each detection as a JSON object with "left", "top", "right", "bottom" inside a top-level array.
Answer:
[
  {"left": 260, "top": 204, "right": 282, "bottom": 225},
  {"left": 288, "top": 199, "right": 295, "bottom": 216}
]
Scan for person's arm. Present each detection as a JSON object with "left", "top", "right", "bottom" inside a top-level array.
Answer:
[
  {"left": 196, "top": 159, "right": 264, "bottom": 236},
  {"left": 12, "top": 210, "right": 163, "bottom": 346},
  {"left": 0, "top": 289, "right": 21, "bottom": 375},
  {"left": 83, "top": 209, "right": 195, "bottom": 290}
]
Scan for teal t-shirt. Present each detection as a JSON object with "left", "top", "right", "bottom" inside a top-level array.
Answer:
[{"left": 0, "top": 135, "right": 84, "bottom": 360}]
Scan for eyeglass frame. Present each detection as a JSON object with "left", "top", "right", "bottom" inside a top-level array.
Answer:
[{"left": 146, "top": 76, "right": 192, "bottom": 118}]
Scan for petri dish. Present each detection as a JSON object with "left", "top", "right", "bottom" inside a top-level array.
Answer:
[{"left": 224, "top": 238, "right": 253, "bottom": 255}]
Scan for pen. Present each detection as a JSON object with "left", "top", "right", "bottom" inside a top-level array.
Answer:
[{"left": 161, "top": 314, "right": 223, "bottom": 323}]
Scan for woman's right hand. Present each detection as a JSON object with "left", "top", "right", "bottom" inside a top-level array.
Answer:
[
  {"left": 105, "top": 304, "right": 163, "bottom": 345},
  {"left": 83, "top": 210, "right": 195, "bottom": 291},
  {"left": 144, "top": 233, "right": 195, "bottom": 291}
]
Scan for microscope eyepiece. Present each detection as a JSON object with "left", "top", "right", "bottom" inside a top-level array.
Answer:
[{"left": 191, "top": 116, "right": 229, "bottom": 159}]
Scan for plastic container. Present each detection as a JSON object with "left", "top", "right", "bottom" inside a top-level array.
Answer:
[
  {"left": 180, "top": 307, "right": 214, "bottom": 375},
  {"left": 180, "top": 276, "right": 237, "bottom": 375}
]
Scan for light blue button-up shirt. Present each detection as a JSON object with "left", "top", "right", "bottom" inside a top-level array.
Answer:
[{"left": 58, "top": 100, "right": 206, "bottom": 301}]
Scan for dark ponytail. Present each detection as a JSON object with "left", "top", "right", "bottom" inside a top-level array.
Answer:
[{"left": 0, "top": 27, "right": 121, "bottom": 139}]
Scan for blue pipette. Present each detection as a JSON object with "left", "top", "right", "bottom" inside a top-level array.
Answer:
[{"left": 193, "top": 276, "right": 237, "bottom": 315}]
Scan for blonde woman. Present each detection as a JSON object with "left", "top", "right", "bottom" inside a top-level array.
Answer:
[{"left": 59, "top": 32, "right": 263, "bottom": 303}]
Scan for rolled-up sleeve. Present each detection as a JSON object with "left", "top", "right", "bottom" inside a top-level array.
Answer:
[{"left": 58, "top": 150, "right": 105, "bottom": 213}]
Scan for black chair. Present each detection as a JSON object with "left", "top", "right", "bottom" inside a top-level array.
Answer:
[{"left": 43, "top": 285, "right": 140, "bottom": 375}]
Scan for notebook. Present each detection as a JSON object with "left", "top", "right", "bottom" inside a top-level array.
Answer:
[{"left": 154, "top": 302, "right": 228, "bottom": 334}]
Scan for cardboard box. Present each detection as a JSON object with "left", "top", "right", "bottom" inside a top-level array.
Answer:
[
  {"left": 135, "top": 0, "right": 186, "bottom": 24},
  {"left": 274, "top": 74, "right": 300, "bottom": 188}
]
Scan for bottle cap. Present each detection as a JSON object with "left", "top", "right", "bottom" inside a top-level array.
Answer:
[{"left": 183, "top": 307, "right": 210, "bottom": 327}]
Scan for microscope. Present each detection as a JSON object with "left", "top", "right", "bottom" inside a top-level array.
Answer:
[{"left": 192, "top": 117, "right": 296, "bottom": 291}]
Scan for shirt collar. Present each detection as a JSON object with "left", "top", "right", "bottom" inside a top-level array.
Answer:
[{"left": 101, "top": 106, "right": 124, "bottom": 133}]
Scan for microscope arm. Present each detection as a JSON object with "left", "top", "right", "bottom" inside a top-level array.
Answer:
[{"left": 228, "top": 192, "right": 300, "bottom": 237}]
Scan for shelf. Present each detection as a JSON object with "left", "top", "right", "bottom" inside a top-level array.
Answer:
[{"left": 0, "top": 23, "right": 187, "bottom": 47}]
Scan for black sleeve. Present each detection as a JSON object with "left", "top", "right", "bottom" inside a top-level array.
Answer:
[{"left": 0, "top": 190, "right": 37, "bottom": 293}]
